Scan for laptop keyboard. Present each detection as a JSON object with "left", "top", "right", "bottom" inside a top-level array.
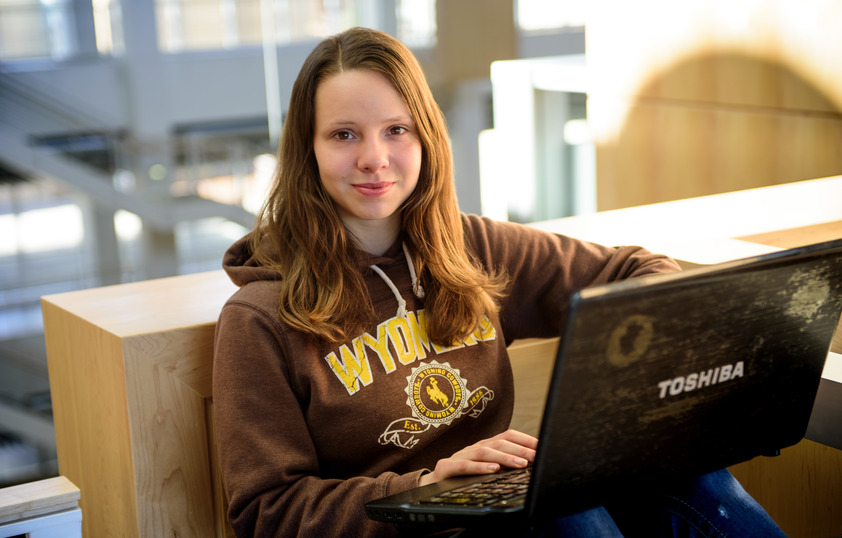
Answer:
[{"left": 419, "top": 467, "right": 531, "bottom": 508}]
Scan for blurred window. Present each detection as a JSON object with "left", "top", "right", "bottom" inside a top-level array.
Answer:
[
  {"left": 0, "top": 0, "right": 435, "bottom": 60},
  {"left": 92, "top": 0, "right": 124, "bottom": 55},
  {"left": 156, "top": 0, "right": 366, "bottom": 52},
  {"left": 0, "top": 0, "right": 74, "bottom": 60},
  {"left": 516, "top": 0, "right": 585, "bottom": 32},
  {"left": 397, "top": 0, "right": 435, "bottom": 48}
]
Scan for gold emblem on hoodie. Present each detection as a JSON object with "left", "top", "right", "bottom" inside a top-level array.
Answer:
[
  {"left": 379, "top": 361, "right": 494, "bottom": 449},
  {"left": 408, "top": 362, "right": 465, "bottom": 424}
]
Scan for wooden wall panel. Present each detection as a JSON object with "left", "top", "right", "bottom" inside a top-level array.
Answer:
[
  {"left": 122, "top": 329, "right": 219, "bottom": 537},
  {"left": 587, "top": 0, "right": 842, "bottom": 210},
  {"left": 42, "top": 301, "right": 139, "bottom": 537},
  {"left": 595, "top": 102, "right": 842, "bottom": 210},
  {"left": 729, "top": 440, "right": 842, "bottom": 538},
  {"left": 433, "top": 0, "right": 516, "bottom": 84}
]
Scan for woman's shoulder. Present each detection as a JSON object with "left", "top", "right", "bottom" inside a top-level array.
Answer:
[
  {"left": 221, "top": 279, "right": 284, "bottom": 329},
  {"left": 461, "top": 212, "right": 518, "bottom": 237},
  {"left": 460, "top": 212, "right": 555, "bottom": 249}
]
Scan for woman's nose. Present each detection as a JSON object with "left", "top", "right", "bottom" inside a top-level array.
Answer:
[{"left": 358, "top": 138, "right": 389, "bottom": 172}]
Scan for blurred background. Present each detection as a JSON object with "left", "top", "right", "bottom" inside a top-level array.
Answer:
[
  {"left": 0, "top": 0, "right": 588, "bottom": 487},
  {"left": 1, "top": 0, "right": 841, "bottom": 489}
]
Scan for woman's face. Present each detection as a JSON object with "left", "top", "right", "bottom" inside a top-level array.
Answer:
[{"left": 313, "top": 69, "right": 422, "bottom": 241}]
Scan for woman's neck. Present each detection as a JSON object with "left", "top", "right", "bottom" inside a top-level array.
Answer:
[{"left": 343, "top": 214, "right": 401, "bottom": 256}]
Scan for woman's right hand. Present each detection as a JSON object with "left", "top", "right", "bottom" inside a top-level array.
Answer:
[{"left": 418, "top": 429, "right": 537, "bottom": 487}]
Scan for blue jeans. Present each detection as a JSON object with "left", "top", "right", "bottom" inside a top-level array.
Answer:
[{"left": 532, "top": 469, "right": 785, "bottom": 537}]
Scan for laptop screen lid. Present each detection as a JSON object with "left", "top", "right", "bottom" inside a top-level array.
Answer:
[{"left": 527, "top": 237, "right": 842, "bottom": 525}]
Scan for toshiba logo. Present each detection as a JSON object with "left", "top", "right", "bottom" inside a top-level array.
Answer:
[{"left": 657, "top": 361, "right": 745, "bottom": 399}]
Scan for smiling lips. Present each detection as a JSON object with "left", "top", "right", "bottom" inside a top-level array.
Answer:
[{"left": 353, "top": 181, "right": 394, "bottom": 197}]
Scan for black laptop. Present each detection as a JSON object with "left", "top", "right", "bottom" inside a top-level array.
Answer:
[{"left": 366, "top": 238, "right": 842, "bottom": 532}]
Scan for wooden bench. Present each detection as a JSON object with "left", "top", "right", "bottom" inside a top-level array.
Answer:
[{"left": 0, "top": 476, "right": 81, "bottom": 538}]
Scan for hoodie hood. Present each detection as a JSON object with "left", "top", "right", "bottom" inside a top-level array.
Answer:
[
  {"left": 223, "top": 232, "right": 425, "bottom": 320},
  {"left": 222, "top": 232, "right": 420, "bottom": 290},
  {"left": 221, "top": 233, "right": 280, "bottom": 287}
]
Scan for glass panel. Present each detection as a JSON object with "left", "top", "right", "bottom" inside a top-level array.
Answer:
[
  {"left": 92, "top": 0, "right": 114, "bottom": 54},
  {"left": 156, "top": 0, "right": 362, "bottom": 53},
  {"left": 179, "top": 0, "right": 226, "bottom": 50},
  {"left": 42, "top": 0, "right": 75, "bottom": 58},
  {"left": 516, "top": 0, "right": 586, "bottom": 32},
  {"left": 397, "top": 0, "right": 435, "bottom": 48},
  {"left": 0, "top": 0, "right": 120, "bottom": 59},
  {"left": 0, "top": 1, "right": 51, "bottom": 59},
  {"left": 235, "top": 0, "right": 262, "bottom": 46}
]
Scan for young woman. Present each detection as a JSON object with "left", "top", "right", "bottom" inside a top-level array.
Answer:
[{"left": 213, "top": 27, "right": 784, "bottom": 537}]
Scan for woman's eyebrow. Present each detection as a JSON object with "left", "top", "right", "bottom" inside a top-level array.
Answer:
[
  {"left": 383, "top": 115, "right": 412, "bottom": 123},
  {"left": 323, "top": 119, "right": 357, "bottom": 127},
  {"left": 326, "top": 115, "right": 412, "bottom": 126}
]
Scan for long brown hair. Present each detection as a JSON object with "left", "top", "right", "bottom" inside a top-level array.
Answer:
[{"left": 252, "top": 27, "right": 507, "bottom": 345}]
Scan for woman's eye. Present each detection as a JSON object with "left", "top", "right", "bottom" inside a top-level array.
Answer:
[
  {"left": 389, "top": 126, "right": 408, "bottom": 136},
  {"left": 334, "top": 131, "right": 354, "bottom": 141}
]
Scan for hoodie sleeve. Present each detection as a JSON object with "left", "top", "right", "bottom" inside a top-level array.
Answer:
[
  {"left": 462, "top": 214, "right": 682, "bottom": 341},
  {"left": 213, "top": 300, "right": 423, "bottom": 538}
]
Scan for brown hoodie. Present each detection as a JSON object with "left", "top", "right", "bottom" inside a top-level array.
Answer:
[{"left": 213, "top": 214, "right": 680, "bottom": 537}]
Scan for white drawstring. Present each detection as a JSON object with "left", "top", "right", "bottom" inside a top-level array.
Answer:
[
  {"left": 370, "top": 242, "right": 425, "bottom": 319},
  {"left": 370, "top": 265, "right": 408, "bottom": 318},
  {"left": 402, "top": 242, "right": 426, "bottom": 299}
]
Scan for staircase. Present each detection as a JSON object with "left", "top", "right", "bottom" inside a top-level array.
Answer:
[
  {"left": 0, "top": 74, "right": 260, "bottom": 486},
  {"left": 0, "top": 76, "right": 255, "bottom": 231}
]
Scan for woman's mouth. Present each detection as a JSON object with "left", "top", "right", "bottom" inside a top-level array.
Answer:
[{"left": 353, "top": 182, "right": 394, "bottom": 197}]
